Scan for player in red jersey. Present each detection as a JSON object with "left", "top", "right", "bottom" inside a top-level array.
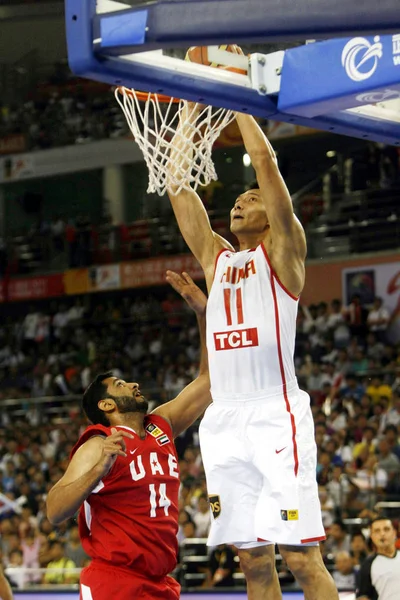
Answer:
[{"left": 46, "top": 271, "right": 210, "bottom": 600}]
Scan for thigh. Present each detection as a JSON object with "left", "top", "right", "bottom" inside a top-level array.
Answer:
[
  {"left": 199, "top": 404, "right": 263, "bottom": 545},
  {"left": 251, "top": 394, "right": 325, "bottom": 545}
]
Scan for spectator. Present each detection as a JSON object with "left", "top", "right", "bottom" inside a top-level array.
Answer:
[
  {"left": 319, "top": 485, "right": 335, "bottom": 528},
  {"left": 177, "top": 510, "right": 193, "bottom": 545},
  {"left": 352, "top": 426, "right": 377, "bottom": 459},
  {"left": 21, "top": 530, "right": 41, "bottom": 584},
  {"left": 5, "top": 549, "right": 25, "bottom": 589},
  {"left": 50, "top": 216, "right": 65, "bottom": 254},
  {"left": 325, "top": 521, "right": 351, "bottom": 557},
  {"left": 52, "top": 304, "right": 71, "bottom": 340},
  {"left": 203, "top": 544, "right": 236, "bottom": 588},
  {"left": 64, "top": 525, "right": 89, "bottom": 568},
  {"left": 21, "top": 307, "right": 40, "bottom": 353},
  {"left": 193, "top": 493, "right": 211, "bottom": 538},
  {"left": 385, "top": 395, "right": 400, "bottom": 427},
  {"left": 376, "top": 439, "right": 400, "bottom": 478},
  {"left": 347, "top": 454, "right": 388, "bottom": 510},
  {"left": 344, "top": 294, "right": 368, "bottom": 339},
  {"left": 340, "top": 374, "right": 365, "bottom": 403},
  {"left": 383, "top": 424, "right": 400, "bottom": 460},
  {"left": 366, "top": 376, "right": 392, "bottom": 404},
  {"left": 367, "top": 297, "right": 390, "bottom": 341},
  {"left": 42, "top": 541, "right": 78, "bottom": 585},
  {"left": 332, "top": 551, "right": 356, "bottom": 590},
  {"left": 327, "top": 465, "right": 350, "bottom": 514},
  {"left": 349, "top": 532, "right": 368, "bottom": 570}
]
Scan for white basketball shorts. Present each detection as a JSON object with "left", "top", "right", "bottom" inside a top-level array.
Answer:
[{"left": 199, "top": 385, "right": 325, "bottom": 547}]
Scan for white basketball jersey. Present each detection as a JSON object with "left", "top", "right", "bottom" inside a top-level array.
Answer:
[{"left": 206, "top": 244, "right": 299, "bottom": 400}]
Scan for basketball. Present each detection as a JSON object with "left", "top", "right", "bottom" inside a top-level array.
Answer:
[{"left": 186, "top": 45, "right": 247, "bottom": 74}]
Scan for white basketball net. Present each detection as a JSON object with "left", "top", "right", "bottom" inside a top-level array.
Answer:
[{"left": 115, "top": 88, "right": 235, "bottom": 196}]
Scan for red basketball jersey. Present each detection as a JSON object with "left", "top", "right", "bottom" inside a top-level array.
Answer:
[{"left": 70, "top": 415, "right": 180, "bottom": 578}]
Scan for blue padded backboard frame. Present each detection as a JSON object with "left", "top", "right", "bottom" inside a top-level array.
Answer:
[{"left": 65, "top": 0, "right": 400, "bottom": 145}]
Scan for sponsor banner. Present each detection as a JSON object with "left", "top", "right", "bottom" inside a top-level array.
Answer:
[
  {"left": 121, "top": 254, "right": 203, "bottom": 289},
  {"left": 0, "top": 273, "right": 64, "bottom": 302},
  {"left": 302, "top": 252, "right": 400, "bottom": 306},
  {"left": 64, "top": 268, "right": 89, "bottom": 296},
  {"left": 0, "top": 134, "right": 26, "bottom": 155},
  {"left": 342, "top": 261, "right": 400, "bottom": 342},
  {"left": 88, "top": 264, "right": 120, "bottom": 291},
  {"left": 0, "top": 154, "right": 35, "bottom": 182}
]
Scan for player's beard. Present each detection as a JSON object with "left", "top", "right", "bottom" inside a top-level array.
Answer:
[{"left": 111, "top": 394, "right": 149, "bottom": 415}]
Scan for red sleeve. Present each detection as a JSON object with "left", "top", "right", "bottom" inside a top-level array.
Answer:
[
  {"left": 146, "top": 414, "right": 175, "bottom": 442},
  {"left": 70, "top": 424, "right": 110, "bottom": 460}
]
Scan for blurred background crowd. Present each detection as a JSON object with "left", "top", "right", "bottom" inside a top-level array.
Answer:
[{"left": 0, "top": 285, "right": 399, "bottom": 591}]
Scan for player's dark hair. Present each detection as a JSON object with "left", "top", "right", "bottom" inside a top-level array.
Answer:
[
  {"left": 384, "top": 424, "right": 398, "bottom": 435},
  {"left": 370, "top": 516, "right": 394, "bottom": 529},
  {"left": 245, "top": 179, "right": 259, "bottom": 191},
  {"left": 351, "top": 530, "right": 366, "bottom": 540},
  {"left": 82, "top": 371, "right": 113, "bottom": 426},
  {"left": 332, "top": 520, "right": 347, "bottom": 532},
  {"left": 49, "top": 539, "right": 65, "bottom": 549}
]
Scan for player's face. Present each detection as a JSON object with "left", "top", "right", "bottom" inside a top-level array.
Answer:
[
  {"left": 105, "top": 377, "right": 149, "bottom": 414},
  {"left": 370, "top": 520, "right": 396, "bottom": 552},
  {"left": 230, "top": 189, "right": 269, "bottom": 235}
]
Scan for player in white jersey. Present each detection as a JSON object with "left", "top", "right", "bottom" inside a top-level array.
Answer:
[{"left": 166, "top": 99, "right": 338, "bottom": 598}]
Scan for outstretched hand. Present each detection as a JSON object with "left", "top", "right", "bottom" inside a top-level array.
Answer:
[{"left": 166, "top": 271, "right": 207, "bottom": 316}]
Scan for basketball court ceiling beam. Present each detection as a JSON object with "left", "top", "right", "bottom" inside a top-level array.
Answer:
[
  {"left": 65, "top": 0, "right": 400, "bottom": 145},
  {"left": 270, "top": 109, "right": 400, "bottom": 146},
  {"left": 93, "top": 0, "right": 400, "bottom": 55}
]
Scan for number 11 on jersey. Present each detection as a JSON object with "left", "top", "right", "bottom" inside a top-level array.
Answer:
[
  {"left": 149, "top": 483, "right": 171, "bottom": 517},
  {"left": 223, "top": 288, "right": 243, "bottom": 326}
]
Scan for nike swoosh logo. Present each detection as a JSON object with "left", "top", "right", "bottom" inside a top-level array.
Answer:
[
  {"left": 130, "top": 449, "right": 137, "bottom": 455},
  {"left": 275, "top": 447, "right": 287, "bottom": 454}
]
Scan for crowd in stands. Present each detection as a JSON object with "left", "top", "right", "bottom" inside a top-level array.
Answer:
[
  {"left": 1, "top": 211, "right": 191, "bottom": 277},
  {"left": 0, "top": 84, "right": 128, "bottom": 151},
  {"left": 0, "top": 284, "right": 399, "bottom": 591}
]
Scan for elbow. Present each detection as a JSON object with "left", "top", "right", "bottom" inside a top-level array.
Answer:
[
  {"left": 46, "top": 504, "right": 61, "bottom": 526},
  {"left": 197, "top": 370, "right": 210, "bottom": 384},
  {"left": 252, "top": 151, "right": 277, "bottom": 171},
  {"left": 46, "top": 509, "right": 61, "bottom": 526}
]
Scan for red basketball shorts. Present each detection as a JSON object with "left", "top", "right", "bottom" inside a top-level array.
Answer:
[{"left": 80, "top": 561, "right": 180, "bottom": 600}]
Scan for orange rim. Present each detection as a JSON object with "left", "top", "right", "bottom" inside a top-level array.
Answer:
[{"left": 116, "top": 86, "right": 180, "bottom": 104}]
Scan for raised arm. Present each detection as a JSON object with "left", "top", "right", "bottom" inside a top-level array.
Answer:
[
  {"left": 153, "top": 271, "right": 211, "bottom": 436},
  {"left": 236, "top": 113, "right": 306, "bottom": 248},
  {"left": 46, "top": 429, "right": 133, "bottom": 525},
  {"left": 167, "top": 103, "right": 233, "bottom": 275},
  {"left": 236, "top": 113, "right": 306, "bottom": 293}
]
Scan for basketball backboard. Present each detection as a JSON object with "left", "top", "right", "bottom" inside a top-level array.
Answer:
[{"left": 65, "top": 0, "right": 400, "bottom": 145}]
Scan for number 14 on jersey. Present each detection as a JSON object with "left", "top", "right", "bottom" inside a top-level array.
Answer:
[{"left": 149, "top": 483, "right": 171, "bottom": 517}]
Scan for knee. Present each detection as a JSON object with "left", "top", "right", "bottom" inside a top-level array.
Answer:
[
  {"left": 238, "top": 547, "right": 275, "bottom": 584},
  {"left": 282, "top": 549, "right": 324, "bottom": 583}
]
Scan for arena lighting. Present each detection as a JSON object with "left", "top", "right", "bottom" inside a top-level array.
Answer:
[{"left": 243, "top": 153, "right": 252, "bottom": 167}]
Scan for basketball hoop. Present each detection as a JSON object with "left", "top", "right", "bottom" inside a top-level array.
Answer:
[{"left": 115, "top": 87, "right": 235, "bottom": 196}]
